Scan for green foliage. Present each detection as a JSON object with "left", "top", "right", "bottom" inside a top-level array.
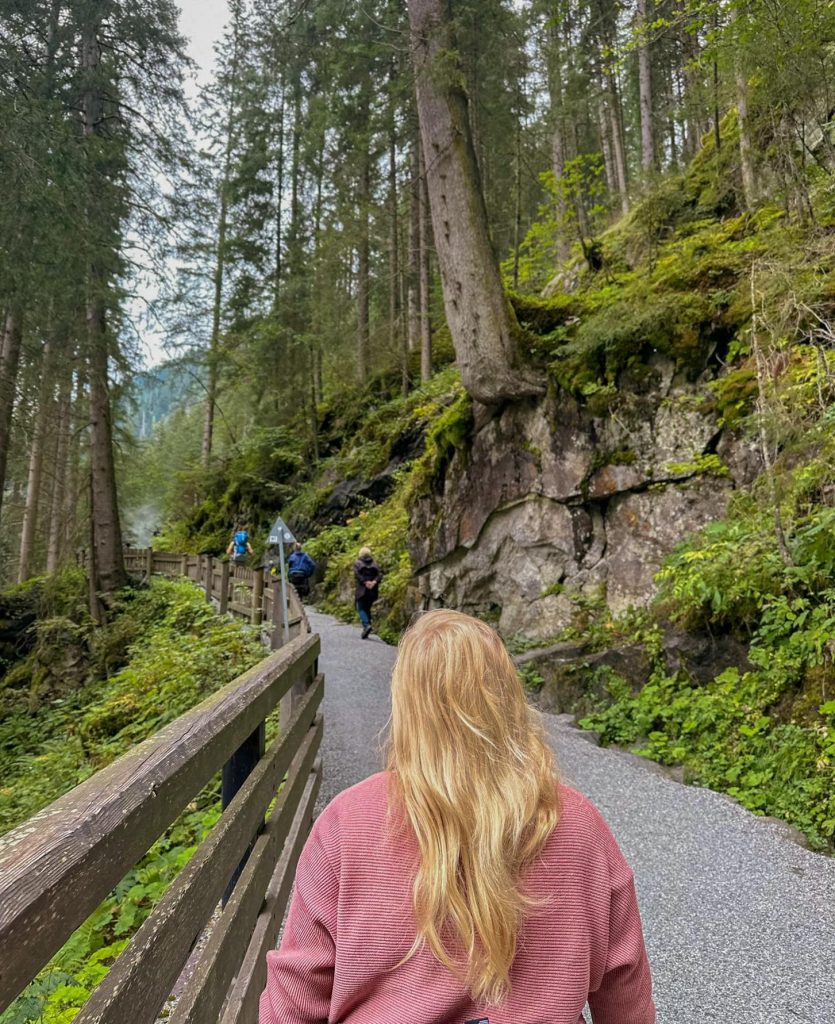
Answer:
[
  {"left": 706, "top": 362, "right": 758, "bottom": 427},
  {"left": 297, "top": 373, "right": 471, "bottom": 643},
  {"left": 578, "top": 431, "right": 835, "bottom": 851},
  {"left": 416, "top": 386, "right": 474, "bottom": 490},
  {"left": 502, "top": 161, "right": 607, "bottom": 290},
  {"left": 0, "top": 578, "right": 263, "bottom": 1022},
  {"left": 0, "top": 578, "right": 262, "bottom": 833},
  {"left": 153, "top": 425, "right": 308, "bottom": 555},
  {"left": 590, "top": 447, "right": 636, "bottom": 473},
  {"left": 664, "top": 454, "right": 730, "bottom": 479},
  {"left": 518, "top": 664, "right": 545, "bottom": 692},
  {"left": 581, "top": 662, "right": 835, "bottom": 851}
]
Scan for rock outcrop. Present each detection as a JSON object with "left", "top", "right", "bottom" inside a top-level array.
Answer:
[{"left": 410, "top": 356, "right": 760, "bottom": 638}]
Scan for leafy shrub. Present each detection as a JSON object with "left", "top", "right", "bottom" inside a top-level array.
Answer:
[
  {"left": 582, "top": 664, "right": 835, "bottom": 850},
  {"left": 0, "top": 578, "right": 263, "bottom": 1022}
]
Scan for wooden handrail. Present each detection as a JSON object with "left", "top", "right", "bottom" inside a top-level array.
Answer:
[
  {"left": 0, "top": 634, "right": 320, "bottom": 1011},
  {"left": 60, "top": 547, "right": 318, "bottom": 1021},
  {"left": 116, "top": 547, "right": 311, "bottom": 642},
  {"left": 75, "top": 688, "right": 324, "bottom": 1024}
]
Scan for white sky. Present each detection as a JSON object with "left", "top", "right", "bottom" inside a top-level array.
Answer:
[{"left": 179, "top": 0, "right": 229, "bottom": 88}]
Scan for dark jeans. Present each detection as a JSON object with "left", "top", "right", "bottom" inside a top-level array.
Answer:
[
  {"left": 290, "top": 573, "right": 310, "bottom": 597},
  {"left": 357, "top": 598, "right": 373, "bottom": 628}
]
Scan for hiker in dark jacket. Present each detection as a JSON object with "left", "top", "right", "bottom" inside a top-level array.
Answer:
[
  {"left": 354, "top": 547, "right": 383, "bottom": 639},
  {"left": 287, "top": 543, "right": 316, "bottom": 598}
]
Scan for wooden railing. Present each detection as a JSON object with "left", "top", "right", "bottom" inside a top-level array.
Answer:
[
  {"left": 0, "top": 548, "right": 324, "bottom": 1023},
  {"left": 122, "top": 547, "right": 302, "bottom": 643}
]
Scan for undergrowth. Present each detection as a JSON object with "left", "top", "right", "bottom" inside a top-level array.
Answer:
[
  {"left": 304, "top": 373, "right": 472, "bottom": 642},
  {"left": 0, "top": 576, "right": 264, "bottom": 1023},
  {"left": 578, "top": 435, "right": 835, "bottom": 851}
]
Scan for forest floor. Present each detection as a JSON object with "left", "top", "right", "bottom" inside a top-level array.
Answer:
[{"left": 310, "top": 608, "right": 835, "bottom": 1023}]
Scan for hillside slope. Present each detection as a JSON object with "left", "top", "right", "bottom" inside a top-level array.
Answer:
[{"left": 149, "top": 133, "right": 835, "bottom": 849}]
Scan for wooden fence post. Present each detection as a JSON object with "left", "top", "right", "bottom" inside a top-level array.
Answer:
[
  {"left": 219, "top": 560, "right": 230, "bottom": 615},
  {"left": 146, "top": 547, "right": 153, "bottom": 578},
  {"left": 180, "top": 554, "right": 188, "bottom": 578},
  {"left": 270, "top": 582, "right": 282, "bottom": 651},
  {"left": 204, "top": 556, "right": 213, "bottom": 602},
  {"left": 220, "top": 721, "right": 266, "bottom": 903},
  {"left": 251, "top": 570, "right": 264, "bottom": 626}
]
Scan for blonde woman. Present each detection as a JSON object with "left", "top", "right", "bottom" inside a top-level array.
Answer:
[{"left": 259, "top": 610, "right": 655, "bottom": 1023}]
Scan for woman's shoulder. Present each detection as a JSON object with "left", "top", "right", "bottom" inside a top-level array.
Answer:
[
  {"left": 309, "top": 776, "right": 619, "bottom": 870},
  {"left": 551, "top": 783, "right": 622, "bottom": 860},
  {"left": 311, "top": 772, "right": 392, "bottom": 848}
]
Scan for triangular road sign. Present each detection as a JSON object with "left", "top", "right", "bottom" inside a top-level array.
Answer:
[{"left": 268, "top": 515, "right": 296, "bottom": 546}]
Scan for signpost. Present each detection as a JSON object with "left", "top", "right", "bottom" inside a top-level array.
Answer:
[{"left": 267, "top": 515, "right": 296, "bottom": 647}]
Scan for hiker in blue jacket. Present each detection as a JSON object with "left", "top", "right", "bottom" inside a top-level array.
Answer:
[{"left": 287, "top": 543, "right": 316, "bottom": 597}]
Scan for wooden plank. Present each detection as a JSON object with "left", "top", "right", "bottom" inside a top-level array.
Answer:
[
  {"left": 171, "top": 717, "right": 323, "bottom": 1024},
  {"left": 251, "top": 571, "right": 264, "bottom": 626},
  {"left": 219, "top": 561, "right": 230, "bottom": 615},
  {"left": 220, "top": 765, "right": 321, "bottom": 1024},
  {"left": 233, "top": 564, "right": 254, "bottom": 585},
  {"left": 0, "top": 632, "right": 320, "bottom": 1012},
  {"left": 75, "top": 680, "right": 324, "bottom": 1024},
  {"left": 221, "top": 722, "right": 265, "bottom": 903}
]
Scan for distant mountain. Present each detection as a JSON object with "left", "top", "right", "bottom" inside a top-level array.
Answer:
[{"left": 129, "top": 357, "right": 204, "bottom": 440}]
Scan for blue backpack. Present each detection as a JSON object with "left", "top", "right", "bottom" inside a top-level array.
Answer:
[{"left": 233, "top": 531, "right": 249, "bottom": 556}]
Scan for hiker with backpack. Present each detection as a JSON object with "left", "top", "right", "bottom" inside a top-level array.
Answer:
[
  {"left": 226, "top": 527, "right": 254, "bottom": 565},
  {"left": 354, "top": 546, "right": 383, "bottom": 639},
  {"left": 287, "top": 543, "right": 316, "bottom": 598}
]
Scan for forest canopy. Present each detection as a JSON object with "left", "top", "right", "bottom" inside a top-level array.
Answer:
[{"left": 2, "top": 0, "right": 835, "bottom": 587}]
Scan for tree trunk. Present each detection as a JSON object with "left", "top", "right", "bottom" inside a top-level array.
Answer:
[
  {"left": 0, "top": 311, "right": 23, "bottom": 522},
  {"left": 203, "top": 192, "right": 230, "bottom": 465},
  {"left": 273, "top": 76, "right": 286, "bottom": 309},
  {"left": 637, "top": 0, "right": 655, "bottom": 173},
  {"left": 87, "top": 304, "right": 125, "bottom": 594},
  {"left": 546, "top": 20, "right": 571, "bottom": 261},
  {"left": 389, "top": 120, "right": 407, "bottom": 396},
  {"left": 311, "top": 136, "right": 325, "bottom": 407},
  {"left": 62, "top": 372, "right": 84, "bottom": 559},
  {"left": 82, "top": 18, "right": 125, "bottom": 595},
  {"left": 18, "top": 344, "right": 53, "bottom": 582},
  {"left": 407, "top": 0, "right": 543, "bottom": 403},
  {"left": 203, "top": 4, "right": 242, "bottom": 468},
  {"left": 418, "top": 142, "right": 433, "bottom": 383},
  {"left": 512, "top": 112, "right": 522, "bottom": 289},
  {"left": 736, "top": 68, "right": 758, "bottom": 209},
  {"left": 407, "top": 132, "right": 421, "bottom": 355},
  {"left": 598, "top": 100, "right": 618, "bottom": 195},
  {"left": 681, "top": 14, "right": 703, "bottom": 159},
  {"left": 609, "top": 89, "right": 630, "bottom": 215},
  {"left": 47, "top": 370, "right": 72, "bottom": 573},
  {"left": 357, "top": 117, "right": 371, "bottom": 385},
  {"left": 711, "top": 7, "right": 722, "bottom": 153}
]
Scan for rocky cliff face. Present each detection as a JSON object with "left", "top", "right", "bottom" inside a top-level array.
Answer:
[{"left": 410, "top": 356, "right": 761, "bottom": 639}]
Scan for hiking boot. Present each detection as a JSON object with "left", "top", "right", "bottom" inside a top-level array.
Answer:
[{"left": 361, "top": 625, "right": 372, "bottom": 639}]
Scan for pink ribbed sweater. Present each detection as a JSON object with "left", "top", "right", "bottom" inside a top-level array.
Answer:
[{"left": 259, "top": 772, "right": 655, "bottom": 1024}]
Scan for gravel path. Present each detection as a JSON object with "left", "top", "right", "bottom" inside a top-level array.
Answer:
[{"left": 310, "top": 609, "right": 835, "bottom": 1023}]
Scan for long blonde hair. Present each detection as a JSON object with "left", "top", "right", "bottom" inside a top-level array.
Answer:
[{"left": 387, "top": 610, "right": 560, "bottom": 1004}]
